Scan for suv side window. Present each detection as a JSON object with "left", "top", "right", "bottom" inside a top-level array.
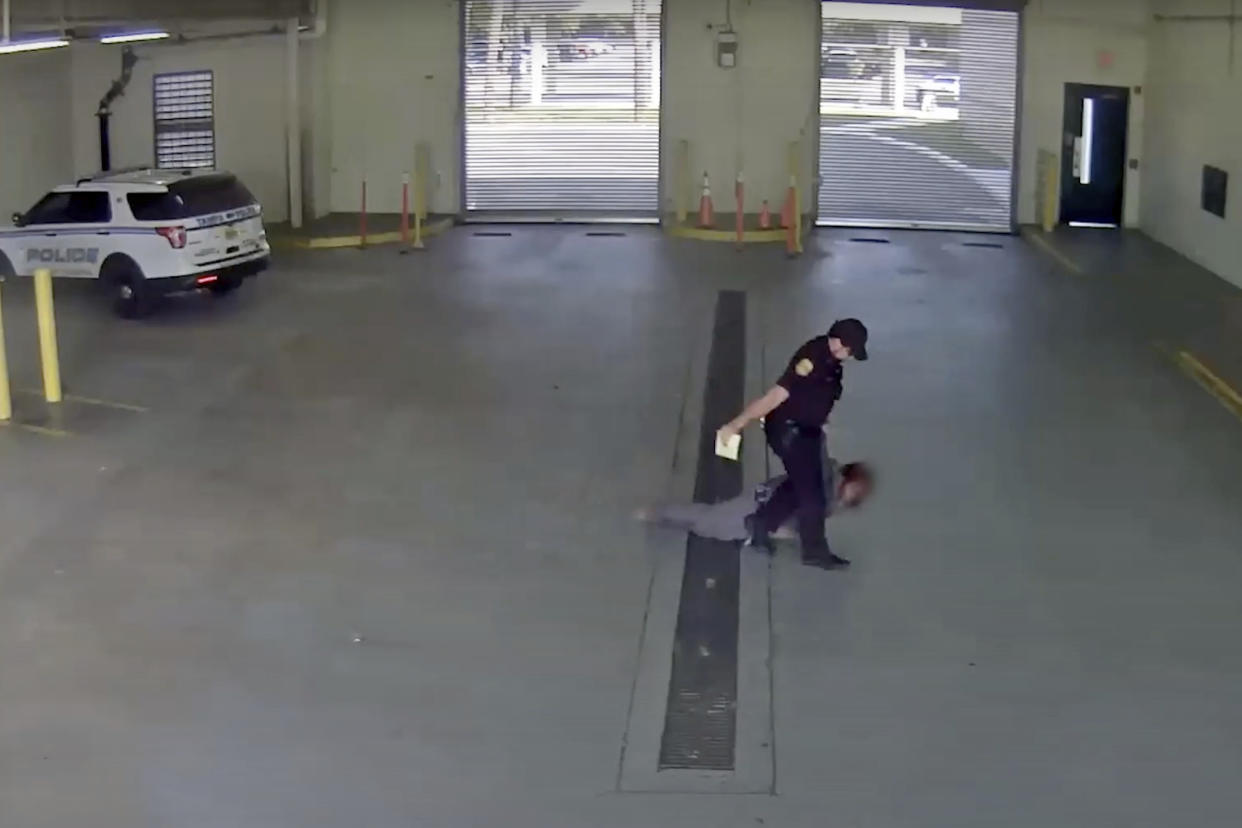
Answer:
[
  {"left": 22, "top": 192, "right": 72, "bottom": 225},
  {"left": 22, "top": 191, "right": 111, "bottom": 225},
  {"left": 65, "top": 192, "right": 112, "bottom": 224},
  {"left": 127, "top": 192, "right": 184, "bottom": 221}
]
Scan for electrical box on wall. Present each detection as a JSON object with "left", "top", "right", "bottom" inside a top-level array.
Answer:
[
  {"left": 716, "top": 30, "right": 738, "bottom": 68},
  {"left": 1202, "top": 165, "right": 1228, "bottom": 219}
]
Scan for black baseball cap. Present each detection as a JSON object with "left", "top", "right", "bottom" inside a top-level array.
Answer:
[{"left": 829, "top": 318, "right": 869, "bottom": 361}]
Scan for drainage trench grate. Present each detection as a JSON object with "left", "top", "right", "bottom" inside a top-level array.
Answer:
[
  {"left": 659, "top": 535, "right": 741, "bottom": 770},
  {"left": 658, "top": 290, "right": 745, "bottom": 771}
]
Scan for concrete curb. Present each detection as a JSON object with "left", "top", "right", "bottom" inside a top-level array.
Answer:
[{"left": 268, "top": 217, "right": 455, "bottom": 251}]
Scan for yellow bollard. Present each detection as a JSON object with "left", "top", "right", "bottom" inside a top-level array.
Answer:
[
  {"left": 412, "top": 142, "right": 430, "bottom": 250},
  {"left": 415, "top": 143, "right": 431, "bottom": 221},
  {"left": 33, "top": 268, "right": 62, "bottom": 404},
  {"left": 792, "top": 181, "right": 803, "bottom": 254},
  {"left": 788, "top": 141, "right": 803, "bottom": 255},
  {"left": 0, "top": 279, "right": 11, "bottom": 421},
  {"left": 676, "top": 140, "right": 690, "bottom": 225},
  {"left": 1043, "top": 154, "right": 1058, "bottom": 233},
  {"left": 412, "top": 163, "right": 425, "bottom": 251},
  {"left": 1036, "top": 148, "right": 1059, "bottom": 233}
]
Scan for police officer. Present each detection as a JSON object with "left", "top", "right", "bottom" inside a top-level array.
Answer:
[{"left": 718, "top": 318, "right": 868, "bottom": 569}]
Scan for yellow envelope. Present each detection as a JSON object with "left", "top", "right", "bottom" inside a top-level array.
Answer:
[{"left": 715, "top": 430, "right": 741, "bottom": 461}]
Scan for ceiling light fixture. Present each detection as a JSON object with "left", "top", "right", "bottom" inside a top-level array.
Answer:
[
  {"left": 0, "top": 38, "right": 70, "bottom": 54},
  {"left": 99, "top": 31, "right": 169, "bottom": 44}
]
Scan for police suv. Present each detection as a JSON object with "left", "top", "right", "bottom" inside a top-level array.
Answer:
[{"left": 0, "top": 169, "right": 270, "bottom": 317}]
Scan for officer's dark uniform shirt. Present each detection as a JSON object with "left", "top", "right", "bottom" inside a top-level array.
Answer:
[{"left": 770, "top": 335, "right": 843, "bottom": 427}]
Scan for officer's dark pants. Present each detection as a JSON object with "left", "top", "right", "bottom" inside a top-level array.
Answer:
[{"left": 754, "top": 421, "right": 829, "bottom": 559}]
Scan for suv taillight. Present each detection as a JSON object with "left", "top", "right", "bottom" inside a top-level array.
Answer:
[{"left": 156, "top": 226, "right": 187, "bottom": 249}]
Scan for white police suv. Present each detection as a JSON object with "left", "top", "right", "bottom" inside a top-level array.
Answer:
[{"left": 0, "top": 169, "right": 270, "bottom": 317}]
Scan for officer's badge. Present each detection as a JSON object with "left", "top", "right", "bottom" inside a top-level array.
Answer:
[{"left": 795, "top": 358, "right": 814, "bottom": 377}]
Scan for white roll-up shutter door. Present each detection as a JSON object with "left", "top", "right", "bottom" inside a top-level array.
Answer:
[
  {"left": 463, "top": 0, "right": 662, "bottom": 218},
  {"left": 817, "top": 2, "right": 1019, "bottom": 231}
]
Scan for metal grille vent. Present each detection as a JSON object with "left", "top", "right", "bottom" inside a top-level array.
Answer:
[{"left": 154, "top": 71, "right": 215, "bottom": 169}]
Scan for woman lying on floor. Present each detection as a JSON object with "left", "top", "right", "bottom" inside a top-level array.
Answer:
[{"left": 636, "top": 446, "right": 874, "bottom": 558}]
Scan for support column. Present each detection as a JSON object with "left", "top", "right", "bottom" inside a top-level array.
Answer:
[
  {"left": 286, "top": 18, "right": 303, "bottom": 229},
  {"left": 894, "top": 46, "right": 906, "bottom": 112},
  {"left": 531, "top": 18, "right": 546, "bottom": 105},
  {"left": 883, "top": 24, "right": 910, "bottom": 112},
  {"left": 635, "top": 0, "right": 655, "bottom": 108}
]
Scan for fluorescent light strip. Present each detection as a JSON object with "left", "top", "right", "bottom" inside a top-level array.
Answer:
[
  {"left": 1080, "top": 97, "right": 1095, "bottom": 185},
  {"left": 0, "top": 38, "right": 69, "bottom": 54},
  {"left": 100, "top": 31, "right": 169, "bottom": 44}
]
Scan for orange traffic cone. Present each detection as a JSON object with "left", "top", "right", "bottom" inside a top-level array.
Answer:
[
  {"left": 758, "top": 199, "right": 772, "bottom": 229},
  {"left": 698, "top": 171, "right": 714, "bottom": 228}
]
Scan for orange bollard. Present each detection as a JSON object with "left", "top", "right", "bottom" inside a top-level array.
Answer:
[
  {"left": 400, "top": 173, "right": 411, "bottom": 248},
  {"left": 359, "top": 179, "right": 368, "bottom": 248},
  {"left": 698, "top": 171, "right": 714, "bottom": 228},
  {"left": 735, "top": 174, "right": 744, "bottom": 247},
  {"left": 759, "top": 199, "right": 772, "bottom": 230}
]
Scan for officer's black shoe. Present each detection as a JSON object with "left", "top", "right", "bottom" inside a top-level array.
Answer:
[
  {"left": 803, "top": 553, "right": 851, "bottom": 571},
  {"left": 744, "top": 515, "right": 774, "bottom": 556}
]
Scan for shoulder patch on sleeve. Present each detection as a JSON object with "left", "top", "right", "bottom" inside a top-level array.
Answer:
[{"left": 795, "top": 358, "right": 814, "bottom": 377}]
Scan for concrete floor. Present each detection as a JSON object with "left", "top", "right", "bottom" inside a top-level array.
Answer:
[{"left": 1, "top": 226, "right": 1241, "bottom": 826}]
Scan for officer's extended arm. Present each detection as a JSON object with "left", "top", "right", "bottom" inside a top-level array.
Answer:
[{"left": 721, "top": 385, "right": 789, "bottom": 437}]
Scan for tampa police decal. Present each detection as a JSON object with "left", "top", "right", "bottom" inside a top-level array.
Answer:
[{"left": 795, "top": 358, "right": 814, "bottom": 377}]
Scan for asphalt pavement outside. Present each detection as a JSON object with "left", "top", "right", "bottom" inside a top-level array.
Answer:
[
  {"left": 461, "top": 109, "right": 1010, "bottom": 227},
  {"left": 464, "top": 120, "right": 658, "bottom": 212},
  {"left": 818, "top": 119, "right": 1011, "bottom": 229}
]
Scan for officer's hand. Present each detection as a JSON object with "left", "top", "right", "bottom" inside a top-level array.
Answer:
[{"left": 718, "top": 422, "right": 740, "bottom": 443}]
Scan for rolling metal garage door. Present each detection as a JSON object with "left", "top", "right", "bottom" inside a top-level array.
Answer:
[
  {"left": 817, "top": 2, "right": 1019, "bottom": 231},
  {"left": 463, "top": 0, "right": 662, "bottom": 218}
]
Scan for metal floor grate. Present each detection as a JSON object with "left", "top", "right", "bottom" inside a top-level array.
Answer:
[
  {"left": 658, "top": 290, "right": 745, "bottom": 771},
  {"left": 659, "top": 535, "right": 740, "bottom": 770}
]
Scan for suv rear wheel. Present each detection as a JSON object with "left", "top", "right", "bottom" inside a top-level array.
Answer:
[{"left": 102, "top": 257, "right": 154, "bottom": 319}]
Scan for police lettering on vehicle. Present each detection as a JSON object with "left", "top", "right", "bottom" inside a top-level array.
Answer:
[
  {"left": 26, "top": 247, "right": 99, "bottom": 264},
  {"left": 191, "top": 205, "right": 260, "bottom": 228}
]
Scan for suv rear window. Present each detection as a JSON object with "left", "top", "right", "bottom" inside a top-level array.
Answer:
[{"left": 127, "top": 174, "right": 257, "bottom": 220}]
